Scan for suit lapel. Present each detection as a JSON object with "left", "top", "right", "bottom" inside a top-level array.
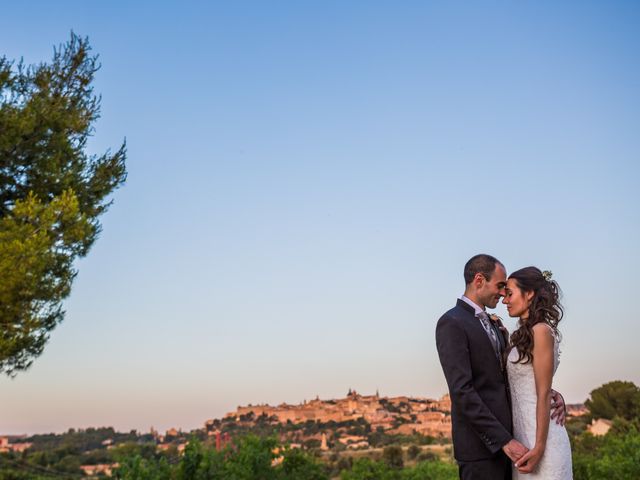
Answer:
[
  {"left": 492, "top": 317, "right": 509, "bottom": 351},
  {"left": 457, "top": 300, "right": 504, "bottom": 370}
]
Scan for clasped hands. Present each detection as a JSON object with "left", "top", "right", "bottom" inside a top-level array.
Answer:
[
  {"left": 502, "top": 390, "right": 565, "bottom": 474},
  {"left": 502, "top": 439, "right": 541, "bottom": 474}
]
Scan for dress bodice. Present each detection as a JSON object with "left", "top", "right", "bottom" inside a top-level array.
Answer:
[{"left": 507, "top": 329, "right": 560, "bottom": 406}]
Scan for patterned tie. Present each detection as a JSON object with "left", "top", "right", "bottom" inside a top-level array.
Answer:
[{"left": 477, "top": 311, "right": 501, "bottom": 358}]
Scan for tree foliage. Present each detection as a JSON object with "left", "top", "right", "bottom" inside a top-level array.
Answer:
[
  {"left": 382, "top": 445, "right": 404, "bottom": 469},
  {"left": 113, "top": 435, "right": 329, "bottom": 480},
  {"left": 340, "top": 457, "right": 457, "bottom": 480},
  {"left": 585, "top": 380, "right": 640, "bottom": 421},
  {"left": 0, "top": 32, "right": 126, "bottom": 375},
  {"left": 572, "top": 425, "right": 640, "bottom": 479}
]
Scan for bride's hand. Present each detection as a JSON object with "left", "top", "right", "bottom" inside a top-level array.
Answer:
[{"left": 515, "top": 446, "right": 544, "bottom": 474}]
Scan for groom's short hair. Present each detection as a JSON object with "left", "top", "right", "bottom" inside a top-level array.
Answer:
[{"left": 464, "top": 254, "right": 503, "bottom": 285}]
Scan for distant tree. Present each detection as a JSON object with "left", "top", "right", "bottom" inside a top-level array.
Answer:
[
  {"left": 80, "top": 448, "right": 112, "bottom": 465},
  {"left": 406, "top": 445, "right": 420, "bottom": 460},
  {"left": 609, "top": 415, "right": 640, "bottom": 436},
  {"left": 0, "top": 455, "right": 55, "bottom": 480},
  {"left": 0, "top": 32, "right": 126, "bottom": 375},
  {"left": 585, "top": 381, "right": 640, "bottom": 421},
  {"left": 336, "top": 456, "right": 352, "bottom": 472},
  {"left": 346, "top": 424, "right": 367, "bottom": 436},
  {"left": 114, "top": 455, "right": 171, "bottom": 480},
  {"left": 111, "top": 443, "right": 159, "bottom": 463},
  {"left": 279, "top": 447, "right": 327, "bottom": 480},
  {"left": 303, "top": 439, "right": 321, "bottom": 450},
  {"left": 382, "top": 445, "right": 404, "bottom": 469},
  {"left": 368, "top": 430, "right": 393, "bottom": 448},
  {"left": 565, "top": 415, "right": 590, "bottom": 437},
  {"left": 177, "top": 438, "right": 203, "bottom": 480},
  {"left": 55, "top": 454, "right": 83, "bottom": 474},
  {"left": 416, "top": 435, "right": 436, "bottom": 446},
  {"left": 416, "top": 451, "right": 438, "bottom": 462}
]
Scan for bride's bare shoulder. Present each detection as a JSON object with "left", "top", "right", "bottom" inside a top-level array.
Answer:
[
  {"left": 532, "top": 322, "right": 554, "bottom": 333},
  {"left": 532, "top": 323, "right": 555, "bottom": 346}
]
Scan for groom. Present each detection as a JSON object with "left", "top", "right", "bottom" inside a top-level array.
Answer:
[{"left": 435, "top": 254, "right": 564, "bottom": 479}]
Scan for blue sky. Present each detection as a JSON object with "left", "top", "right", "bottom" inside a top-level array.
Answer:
[{"left": 1, "top": 1, "right": 639, "bottom": 434}]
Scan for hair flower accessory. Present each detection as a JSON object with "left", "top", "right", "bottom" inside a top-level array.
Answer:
[{"left": 542, "top": 270, "right": 553, "bottom": 281}]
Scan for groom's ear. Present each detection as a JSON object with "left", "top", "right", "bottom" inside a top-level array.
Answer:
[{"left": 473, "top": 273, "right": 485, "bottom": 287}]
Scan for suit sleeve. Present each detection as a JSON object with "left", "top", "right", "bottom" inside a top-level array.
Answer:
[{"left": 436, "top": 315, "right": 512, "bottom": 453}]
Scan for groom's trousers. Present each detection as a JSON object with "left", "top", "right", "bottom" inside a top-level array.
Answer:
[{"left": 458, "top": 451, "right": 511, "bottom": 480}]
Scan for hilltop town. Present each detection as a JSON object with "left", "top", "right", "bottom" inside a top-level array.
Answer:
[
  {"left": 203, "top": 389, "right": 452, "bottom": 450},
  {"left": 0, "top": 388, "right": 603, "bottom": 478}
]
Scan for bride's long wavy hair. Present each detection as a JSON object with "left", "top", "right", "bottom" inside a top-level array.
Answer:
[{"left": 509, "top": 267, "right": 563, "bottom": 364}]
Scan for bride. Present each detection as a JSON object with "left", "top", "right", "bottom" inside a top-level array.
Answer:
[{"left": 502, "top": 267, "right": 573, "bottom": 479}]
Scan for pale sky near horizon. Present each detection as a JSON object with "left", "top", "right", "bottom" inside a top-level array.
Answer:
[{"left": 1, "top": 1, "right": 639, "bottom": 435}]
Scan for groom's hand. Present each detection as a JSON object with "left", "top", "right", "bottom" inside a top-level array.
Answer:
[
  {"left": 550, "top": 389, "right": 567, "bottom": 426},
  {"left": 515, "top": 446, "right": 543, "bottom": 474},
  {"left": 502, "top": 439, "right": 528, "bottom": 463}
]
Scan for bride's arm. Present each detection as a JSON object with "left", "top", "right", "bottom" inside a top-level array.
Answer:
[{"left": 515, "top": 323, "right": 555, "bottom": 473}]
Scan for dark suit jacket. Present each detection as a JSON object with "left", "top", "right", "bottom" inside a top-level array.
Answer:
[{"left": 436, "top": 299, "right": 512, "bottom": 461}]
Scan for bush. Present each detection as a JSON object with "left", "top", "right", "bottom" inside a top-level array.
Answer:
[
  {"left": 340, "top": 457, "right": 457, "bottom": 480},
  {"left": 382, "top": 445, "right": 404, "bottom": 469},
  {"left": 113, "top": 435, "right": 329, "bottom": 480},
  {"left": 401, "top": 460, "right": 457, "bottom": 480},
  {"left": 572, "top": 427, "right": 640, "bottom": 479},
  {"left": 416, "top": 451, "right": 438, "bottom": 462},
  {"left": 406, "top": 445, "right": 420, "bottom": 460}
]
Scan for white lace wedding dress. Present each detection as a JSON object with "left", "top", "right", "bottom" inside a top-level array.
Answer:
[{"left": 507, "top": 329, "right": 573, "bottom": 479}]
